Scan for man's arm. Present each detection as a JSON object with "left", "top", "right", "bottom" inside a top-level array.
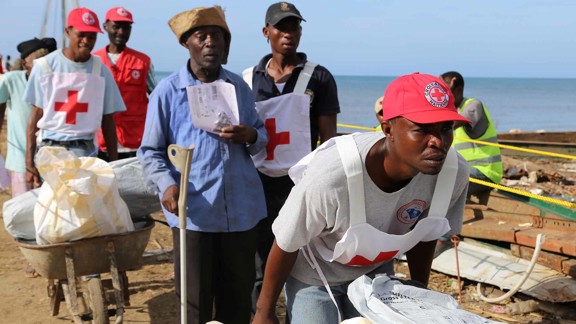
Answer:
[
  {"left": 146, "top": 62, "right": 157, "bottom": 94},
  {"left": 101, "top": 114, "right": 118, "bottom": 161},
  {"left": 26, "top": 106, "right": 43, "bottom": 188},
  {"left": 405, "top": 239, "right": 437, "bottom": 287},
  {"left": 253, "top": 241, "right": 299, "bottom": 324},
  {"left": 318, "top": 113, "right": 337, "bottom": 144}
]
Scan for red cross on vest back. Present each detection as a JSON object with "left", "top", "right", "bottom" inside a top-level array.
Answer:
[
  {"left": 54, "top": 90, "right": 89, "bottom": 125},
  {"left": 264, "top": 118, "right": 290, "bottom": 160},
  {"left": 430, "top": 88, "right": 446, "bottom": 102}
]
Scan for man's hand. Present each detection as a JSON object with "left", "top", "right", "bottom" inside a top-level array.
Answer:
[
  {"left": 161, "top": 185, "right": 179, "bottom": 215},
  {"left": 219, "top": 124, "right": 257, "bottom": 144},
  {"left": 25, "top": 166, "right": 41, "bottom": 189}
]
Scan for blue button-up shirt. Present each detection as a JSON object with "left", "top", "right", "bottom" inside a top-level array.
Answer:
[{"left": 138, "top": 63, "right": 268, "bottom": 232}]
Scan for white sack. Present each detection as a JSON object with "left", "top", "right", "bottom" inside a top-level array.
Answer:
[
  {"left": 3, "top": 157, "right": 160, "bottom": 240},
  {"left": 348, "top": 275, "right": 503, "bottom": 324},
  {"left": 33, "top": 147, "right": 134, "bottom": 244}
]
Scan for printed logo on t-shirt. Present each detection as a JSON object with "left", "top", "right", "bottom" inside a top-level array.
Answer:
[{"left": 397, "top": 199, "right": 427, "bottom": 224}]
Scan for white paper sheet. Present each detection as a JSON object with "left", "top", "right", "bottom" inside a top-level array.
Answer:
[{"left": 186, "top": 81, "right": 239, "bottom": 134}]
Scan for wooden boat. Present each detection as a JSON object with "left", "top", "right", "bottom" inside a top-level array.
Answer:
[
  {"left": 497, "top": 131, "right": 576, "bottom": 158},
  {"left": 450, "top": 130, "right": 576, "bottom": 278}
]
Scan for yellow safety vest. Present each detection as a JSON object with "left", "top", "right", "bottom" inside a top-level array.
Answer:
[{"left": 452, "top": 98, "right": 503, "bottom": 184}]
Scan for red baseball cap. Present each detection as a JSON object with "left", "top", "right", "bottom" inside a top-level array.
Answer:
[
  {"left": 105, "top": 7, "right": 134, "bottom": 23},
  {"left": 67, "top": 7, "right": 103, "bottom": 33},
  {"left": 381, "top": 73, "right": 470, "bottom": 124}
]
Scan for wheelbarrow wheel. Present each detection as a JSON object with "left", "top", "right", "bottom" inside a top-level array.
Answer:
[{"left": 85, "top": 277, "right": 109, "bottom": 324}]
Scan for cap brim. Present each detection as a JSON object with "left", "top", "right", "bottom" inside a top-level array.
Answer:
[
  {"left": 400, "top": 110, "right": 471, "bottom": 124},
  {"left": 268, "top": 13, "right": 305, "bottom": 26},
  {"left": 70, "top": 25, "right": 103, "bottom": 33},
  {"left": 106, "top": 17, "right": 134, "bottom": 23}
]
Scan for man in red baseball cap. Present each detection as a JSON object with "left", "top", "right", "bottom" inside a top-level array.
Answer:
[
  {"left": 254, "top": 73, "right": 471, "bottom": 323},
  {"left": 24, "top": 7, "right": 126, "bottom": 188},
  {"left": 93, "top": 7, "right": 156, "bottom": 161}
]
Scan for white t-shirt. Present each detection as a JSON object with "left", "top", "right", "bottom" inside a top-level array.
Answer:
[
  {"left": 24, "top": 50, "right": 126, "bottom": 140},
  {"left": 272, "top": 132, "right": 470, "bottom": 286}
]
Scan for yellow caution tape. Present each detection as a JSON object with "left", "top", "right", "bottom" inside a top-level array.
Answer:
[
  {"left": 337, "top": 123, "right": 376, "bottom": 131},
  {"left": 454, "top": 137, "right": 576, "bottom": 160},
  {"left": 469, "top": 177, "right": 576, "bottom": 209}
]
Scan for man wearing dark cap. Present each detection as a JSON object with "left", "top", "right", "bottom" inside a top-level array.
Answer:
[
  {"left": 253, "top": 73, "right": 470, "bottom": 323},
  {"left": 138, "top": 5, "right": 268, "bottom": 324},
  {"left": 0, "top": 37, "right": 56, "bottom": 198},
  {"left": 242, "top": 2, "right": 340, "bottom": 309},
  {"left": 24, "top": 7, "right": 125, "bottom": 189},
  {"left": 93, "top": 6, "right": 156, "bottom": 161}
]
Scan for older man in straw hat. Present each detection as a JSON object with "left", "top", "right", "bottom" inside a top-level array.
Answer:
[{"left": 138, "top": 5, "right": 268, "bottom": 324}]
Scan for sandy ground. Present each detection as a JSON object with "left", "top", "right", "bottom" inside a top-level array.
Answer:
[{"left": 0, "top": 120, "right": 575, "bottom": 323}]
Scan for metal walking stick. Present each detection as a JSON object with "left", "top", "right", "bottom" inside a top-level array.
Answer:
[{"left": 168, "top": 144, "right": 195, "bottom": 324}]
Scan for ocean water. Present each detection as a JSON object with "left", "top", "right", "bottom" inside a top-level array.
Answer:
[{"left": 156, "top": 71, "right": 576, "bottom": 133}]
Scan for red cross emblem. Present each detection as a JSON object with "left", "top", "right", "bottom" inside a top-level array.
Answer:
[
  {"left": 424, "top": 81, "right": 449, "bottom": 108},
  {"left": 264, "top": 118, "right": 290, "bottom": 160},
  {"left": 430, "top": 88, "right": 446, "bottom": 102},
  {"left": 54, "top": 90, "right": 89, "bottom": 124},
  {"left": 346, "top": 250, "right": 399, "bottom": 266}
]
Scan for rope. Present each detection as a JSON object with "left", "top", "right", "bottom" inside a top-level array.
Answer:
[
  {"left": 469, "top": 177, "right": 576, "bottom": 209},
  {"left": 476, "top": 234, "right": 545, "bottom": 303},
  {"left": 451, "top": 235, "right": 463, "bottom": 304}
]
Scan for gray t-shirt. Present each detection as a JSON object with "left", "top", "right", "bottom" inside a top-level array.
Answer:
[
  {"left": 272, "top": 132, "right": 470, "bottom": 286},
  {"left": 459, "top": 98, "right": 489, "bottom": 139}
]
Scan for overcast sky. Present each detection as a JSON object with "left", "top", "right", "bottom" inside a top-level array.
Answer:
[{"left": 1, "top": 0, "right": 575, "bottom": 78}]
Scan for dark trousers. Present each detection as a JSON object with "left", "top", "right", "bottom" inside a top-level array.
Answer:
[
  {"left": 251, "top": 173, "right": 295, "bottom": 311},
  {"left": 172, "top": 227, "right": 258, "bottom": 324}
]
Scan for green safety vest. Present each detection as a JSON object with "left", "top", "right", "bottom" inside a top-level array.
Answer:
[{"left": 452, "top": 98, "right": 503, "bottom": 184}]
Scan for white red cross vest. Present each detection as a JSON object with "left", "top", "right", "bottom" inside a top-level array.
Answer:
[
  {"left": 36, "top": 56, "right": 105, "bottom": 137},
  {"left": 243, "top": 61, "right": 317, "bottom": 177},
  {"left": 289, "top": 134, "right": 458, "bottom": 321}
]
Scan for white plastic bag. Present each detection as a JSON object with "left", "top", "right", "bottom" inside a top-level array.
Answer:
[
  {"left": 348, "top": 275, "right": 503, "bottom": 324},
  {"left": 33, "top": 147, "right": 134, "bottom": 244},
  {"left": 3, "top": 188, "right": 41, "bottom": 240}
]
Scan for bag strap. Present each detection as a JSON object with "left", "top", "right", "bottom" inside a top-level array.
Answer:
[
  {"left": 428, "top": 148, "right": 458, "bottom": 218},
  {"left": 293, "top": 61, "right": 318, "bottom": 94},
  {"left": 301, "top": 244, "right": 342, "bottom": 323},
  {"left": 242, "top": 66, "right": 254, "bottom": 90},
  {"left": 336, "top": 135, "right": 366, "bottom": 226},
  {"left": 336, "top": 135, "right": 458, "bottom": 224}
]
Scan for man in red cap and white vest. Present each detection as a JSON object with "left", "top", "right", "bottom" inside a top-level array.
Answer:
[
  {"left": 253, "top": 73, "right": 471, "bottom": 323},
  {"left": 24, "top": 7, "right": 126, "bottom": 188},
  {"left": 93, "top": 6, "right": 156, "bottom": 160}
]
